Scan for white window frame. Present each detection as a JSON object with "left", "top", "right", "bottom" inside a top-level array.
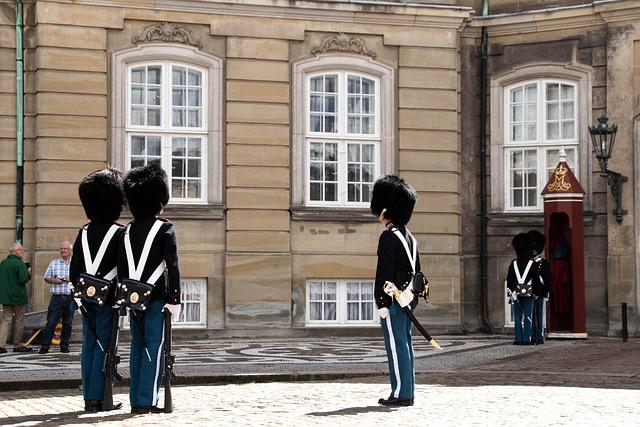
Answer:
[
  {"left": 111, "top": 43, "right": 223, "bottom": 207},
  {"left": 121, "top": 278, "right": 207, "bottom": 329},
  {"left": 305, "top": 279, "right": 378, "bottom": 327},
  {"left": 291, "top": 55, "right": 395, "bottom": 208},
  {"left": 503, "top": 79, "right": 579, "bottom": 212},
  {"left": 489, "top": 64, "right": 593, "bottom": 213}
]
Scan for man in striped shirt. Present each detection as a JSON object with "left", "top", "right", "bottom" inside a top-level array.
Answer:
[{"left": 39, "top": 241, "right": 74, "bottom": 354}]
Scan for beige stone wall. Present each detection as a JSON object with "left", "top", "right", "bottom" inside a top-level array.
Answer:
[{"left": 7, "top": 0, "right": 471, "bottom": 334}]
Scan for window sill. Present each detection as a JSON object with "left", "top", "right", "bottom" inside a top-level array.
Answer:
[
  {"left": 120, "top": 204, "right": 225, "bottom": 221},
  {"left": 290, "top": 206, "right": 375, "bottom": 222},
  {"left": 488, "top": 210, "right": 596, "bottom": 227}
]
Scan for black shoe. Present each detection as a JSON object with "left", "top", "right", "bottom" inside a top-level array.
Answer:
[
  {"left": 85, "top": 400, "right": 101, "bottom": 412},
  {"left": 60, "top": 346, "right": 70, "bottom": 353},
  {"left": 38, "top": 347, "right": 49, "bottom": 354},
  {"left": 0, "top": 347, "right": 7, "bottom": 354},
  {"left": 379, "top": 397, "right": 413, "bottom": 407},
  {"left": 131, "top": 406, "right": 164, "bottom": 414},
  {"left": 13, "top": 346, "right": 33, "bottom": 353},
  {"left": 99, "top": 401, "right": 123, "bottom": 412}
]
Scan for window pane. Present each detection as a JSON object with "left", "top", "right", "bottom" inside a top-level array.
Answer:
[
  {"left": 512, "top": 124, "right": 523, "bottom": 141},
  {"left": 513, "top": 170, "right": 523, "bottom": 188},
  {"left": 325, "top": 163, "right": 337, "bottom": 181},
  {"left": 310, "top": 115, "right": 322, "bottom": 132},
  {"left": 172, "top": 109, "right": 185, "bottom": 127},
  {"left": 525, "top": 104, "right": 536, "bottom": 121},
  {"left": 325, "top": 96, "right": 336, "bottom": 113},
  {"left": 172, "top": 179, "right": 184, "bottom": 198},
  {"left": 526, "top": 151, "right": 537, "bottom": 168},
  {"left": 348, "top": 97, "right": 360, "bottom": 114},
  {"left": 173, "top": 89, "right": 185, "bottom": 106},
  {"left": 348, "top": 76, "right": 360, "bottom": 93},
  {"left": 362, "top": 303, "right": 373, "bottom": 320},
  {"left": 546, "top": 83, "right": 559, "bottom": 101},
  {"left": 362, "top": 145, "right": 374, "bottom": 163},
  {"left": 347, "top": 303, "right": 359, "bottom": 321},
  {"left": 325, "top": 144, "right": 337, "bottom": 162},
  {"left": 362, "top": 117, "right": 373, "bottom": 134},
  {"left": 525, "top": 84, "right": 537, "bottom": 102},
  {"left": 325, "top": 183, "right": 337, "bottom": 201},
  {"left": 131, "top": 136, "right": 145, "bottom": 155},
  {"left": 188, "top": 70, "right": 202, "bottom": 86},
  {"left": 172, "top": 158, "right": 185, "bottom": 177},
  {"left": 362, "top": 282, "right": 373, "bottom": 299},
  {"left": 547, "top": 103, "right": 559, "bottom": 120},
  {"left": 561, "top": 85, "right": 574, "bottom": 100},
  {"left": 527, "top": 188, "right": 537, "bottom": 206},
  {"left": 512, "top": 105, "right": 523, "bottom": 122},
  {"left": 362, "top": 78, "right": 374, "bottom": 95},
  {"left": 149, "top": 158, "right": 161, "bottom": 168},
  {"left": 324, "top": 115, "right": 336, "bottom": 133},
  {"left": 309, "top": 302, "right": 322, "bottom": 320},
  {"left": 362, "top": 184, "right": 372, "bottom": 202},
  {"left": 187, "top": 181, "right": 200, "bottom": 199},
  {"left": 561, "top": 102, "right": 574, "bottom": 119},
  {"left": 188, "top": 159, "right": 201, "bottom": 178},
  {"left": 172, "top": 67, "right": 186, "bottom": 86},
  {"left": 511, "top": 87, "right": 522, "bottom": 103},
  {"left": 324, "top": 302, "right": 336, "bottom": 321},
  {"left": 348, "top": 163, "right": 360, "bottom": 182},
  {"left": 188, "top": 89, "right": 201, "bottom": 107},
  {"left": 310, "top": 95, "right": 322, "bottom": 112},
  {"left": 131, "top": 67, "right": 145, "bottom": 84},
  {"left": 348, "top": 116, "right": 359, "bottom": 133},
  {"left": 562, "top": 121, "right": 575, "bottom": 139},
  {"left": 348, "top": 184, "right": 359, "bottom": 202},
  {"left": 347, "top": 282, "right": 359, "bottom": 300},
  {"left": 324, "top": 76, "right": 336, "bottom": 92},
  {"left": 147, "top": 108, "right": 160, "bottom": 126},
  {"left": 324, "top": 283, "right": 336, "bottom": 299},
  {"left": 513, "top": 189, "right": 523, "bottom": 207},
  {"left": 147, "top": 88, "right": 160, "bottom": 106},
  {"left": 310, "top": 183, "right": 321, "bottom": 201},
  {"left": 348, "top": 144, "right": 360, "bottom": 162},
  {"left": 362, "top": 96, "right": 372, "bottom": 114},
  {"left": 525, "top": 124, "right": 536, "bottom": 140},
  {"left": 310, "top": 163, "right": 321, "bottom": 181},
  {"left": 511, "top": 151, "right": 523, "bottom": 169},
  {"left": 131, "top": 86, "right": 144, "bottom": 105},
  {"left": 131, "top": 158, "right": 144, "bottom": 168},
  {"left": 309, "top": 282, "right": 322, "bottom": 300},
  {"left": 188, "top": 138, "right": 201, "bottom": 157},
  {"left": 310, "top": 77, "right": 322, "bottom": 92},
  {"left": 188, "top": 109, "right": 201, "bottom": 127},
  {"left": 148, "top": 137, "right": 161, "bottom": 156},
  {"left": 148, "top": 66, "right": 161, "bottom": 85},
  {"left": 310, "top": 143, "right": 322, "bottom": 160},
  {"left": 131, "top": 107, "right": 144, "bottom": 126},
  {"left": 172, "top": 137, "right": 186, "bottom": 156},
  {"left": 547, "top": 122, "right": 559, "bottom": 140}
]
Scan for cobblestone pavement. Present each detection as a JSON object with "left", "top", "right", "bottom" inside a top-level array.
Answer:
[{"left": 0, "top": 337, "right": 638, "bottom": 425}]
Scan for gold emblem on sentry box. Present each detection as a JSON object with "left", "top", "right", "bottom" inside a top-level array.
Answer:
[
  {"left": 129, "top": 292, "right": 139, "bottom": 304},
  {"left": 547, "top": 163, "right": 571, "bottom": 192},
  {"left": 86, "top": 286, "right": 96, "bottom": 297}
]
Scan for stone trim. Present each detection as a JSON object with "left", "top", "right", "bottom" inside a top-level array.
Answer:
[
  {"left": 132, "top": 22, "right": 201, "bottom": 47},
  {"left": 110, "top": 43, "right": 224, "bottom": 211},
  {"left": 311, "top": 33, "right": 376, "bottom": 59},
  {"left": 291, "top": 54, "right": 395, "bottom": 207},
  {"left": 289, "top": 206, "right": 375, "bottom": 222},
  {"left": 489, "top": 63, "right": 593, "bottom": 213}
]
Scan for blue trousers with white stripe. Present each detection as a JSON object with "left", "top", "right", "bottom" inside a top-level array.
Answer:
[
  {"left": 128, "top": 299, "right": 165, "bottom": 408},
  {"left": 380, "top": 302, "right": 415, "bottom": 400},
  {"left": 81, "top": 303, "right": 115, "bottom": 401}
]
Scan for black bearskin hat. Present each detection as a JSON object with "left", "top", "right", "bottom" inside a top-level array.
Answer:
[
  {"left": 370, "top": 175, "right": 417, "bottom": 226},
  {"left": 78, "top": 168, "right": 124, "bottom": 223},
  {"left": 512, "top": 233, "right": 534, "bottom": 259},
  {"left": 528, "top": 230, "right": 545, "bottom": 255},
  {"left": 123, "top": 164, "right": 169, "bottom": 219}
]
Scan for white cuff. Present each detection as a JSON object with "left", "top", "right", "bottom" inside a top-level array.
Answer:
[
  {"left": 378, "top": 307, "right": 390, "bottom": 319},
  {"left": 164, "top": 303, "right": 181, "bottom": 322}
]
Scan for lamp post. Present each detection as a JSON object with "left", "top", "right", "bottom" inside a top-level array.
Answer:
[{"left": 588, "top": 115, "right": 627, "bottom": 224}]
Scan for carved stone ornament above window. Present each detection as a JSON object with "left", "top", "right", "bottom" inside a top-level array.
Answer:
[
  {"left": 311, "top": 33, "right": 376, "bottom": 59},
  {"left": 132, "top": 22, "right": 201, "bottom": 48}
]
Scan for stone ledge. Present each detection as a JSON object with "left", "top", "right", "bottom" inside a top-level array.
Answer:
[{"left": 290, "top": 206, "right": 375, "bottom": 222}]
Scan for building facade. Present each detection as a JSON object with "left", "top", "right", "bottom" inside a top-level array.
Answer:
[{"left": 0, "top": 0, "right": 638, "bottom": 337}]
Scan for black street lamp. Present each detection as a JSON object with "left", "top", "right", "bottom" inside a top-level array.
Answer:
[{"left": 588, "top": 115, "right": 627, "bottom": 224}]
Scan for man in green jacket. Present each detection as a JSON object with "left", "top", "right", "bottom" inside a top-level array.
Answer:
[{"left": 0, "top": 242, "right": 32, "bottom": 353}]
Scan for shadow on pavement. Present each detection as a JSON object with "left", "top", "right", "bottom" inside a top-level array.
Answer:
[
  {"left": 0, "top": 410, "right": 132, "bottom": 426},
  {"left": 306, "top": 405, "right": 395, "bottom": 416}
]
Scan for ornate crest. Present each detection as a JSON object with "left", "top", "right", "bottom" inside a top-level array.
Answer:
[
  {"left": 547, "top": 163, "right": 572, "bottom": 192},
  {"left": 311, "top": 33, "right": 376, "bottom": 59},
  {"left": 132, "top": 22, "right": 201, "bottom": 47}
]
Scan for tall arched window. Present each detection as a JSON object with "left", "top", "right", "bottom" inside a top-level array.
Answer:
[
  {"left": 292, "top": 55, "right": 394, "bottom": 211},
  {"left": 111, "top": 44, "right": 223, "bottom": 207}
]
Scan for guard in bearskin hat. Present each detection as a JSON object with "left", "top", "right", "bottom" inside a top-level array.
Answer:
[
  {"left": 528, "top": 229, "right": 552, "bottom": 344},
  {"left": 118, "top": 164, "right": 181, "bottom": 414},
  {"left": 505, "top": 232, "right": 538, "bottom": 345},
  {"left": 370, "top": 175, "right": 420, "bottom": 407},
  {"left": 70, "top": 168, "right": 125, "bottom": 412}
]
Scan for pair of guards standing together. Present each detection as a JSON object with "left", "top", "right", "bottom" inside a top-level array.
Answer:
[
  {"left": 73, "top": 164, "right": 180, "bottom": 414},
  {"left": 74, "top": 170, "right": 423, "bottom": 412}
]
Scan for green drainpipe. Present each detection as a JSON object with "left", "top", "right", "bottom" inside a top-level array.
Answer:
[{"left": 15, "top": 0, "right": 24, "bottom": 244}]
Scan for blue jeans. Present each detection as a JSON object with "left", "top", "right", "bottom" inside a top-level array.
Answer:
[
  {"left": 513, "top": 296, "right": 533, "bottom": 344},
  {"left": 40, "top": 294, "right": 74, "bottom": 349}
]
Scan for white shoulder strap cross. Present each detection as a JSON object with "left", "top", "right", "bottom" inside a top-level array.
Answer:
[
  {"left": 124, "top": 220, "right": 166, "bottom": 285},
  {"left": 392, "top": 228, "right": 417, "bottom": 274},
  {"left": 81, "top": 224, "right": 120, "bottom": 281},
  {"left": 513, "top": 259, "right": 533, "bottom": 285}
]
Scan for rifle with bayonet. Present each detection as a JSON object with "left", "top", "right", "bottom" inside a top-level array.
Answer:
[
  {"left": 163, "top": 309, "right": 176, "bottom": 413},
  {"left": 102, "top": 308, "right": 122, "bottom": 411}
]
